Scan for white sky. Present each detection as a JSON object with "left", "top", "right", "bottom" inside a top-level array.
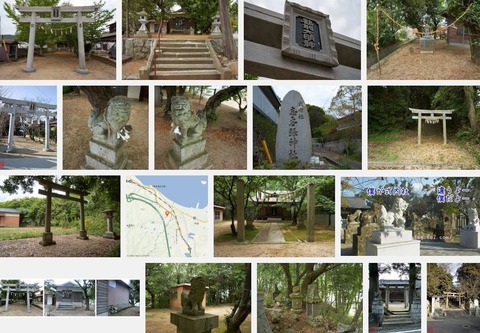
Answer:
[
  {"left": 0, "top": 0, "right": 117, "bottom": 35},
  {"left": 0, "top": 176, "right": 42, "bottom": 201},
  {"left": 273, "top": 85, "right": 339, "bottom": 110},
  {"left": 245, "top": 0, "right": 361, "bottom": 40}
]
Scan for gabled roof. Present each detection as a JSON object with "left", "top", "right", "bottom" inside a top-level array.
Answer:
[{"left": 0, "top": 208, "right": 21, "bottom": 214}]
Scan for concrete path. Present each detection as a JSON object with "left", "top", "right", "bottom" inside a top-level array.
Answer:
[
  {"left": 428, "top": 309, "right": 480, "bottom": 333},
  {"left": 1, "top": 157, "right": 57, "bottom": 169},
  {"left": 421, "top": 240, "right": 480, "bottom": 256},
  {"left": 252, "top": 223, "right": 286, "bottom": 244}
]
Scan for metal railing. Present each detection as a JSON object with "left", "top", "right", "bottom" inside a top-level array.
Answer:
[{"left": 153, "top": 21, "right": 163, "bottom": 80}]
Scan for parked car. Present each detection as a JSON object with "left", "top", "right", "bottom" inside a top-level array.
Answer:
[{"left": 108, "top": 43, "right": 116, "bottom": 59}]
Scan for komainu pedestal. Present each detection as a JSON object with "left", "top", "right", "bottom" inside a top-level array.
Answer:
[
  {"left": 85, "top": 139, "right": 129, "bottom": 169},
  {"left": 166, "top": 137, "right": 212, "bottom": 170}
]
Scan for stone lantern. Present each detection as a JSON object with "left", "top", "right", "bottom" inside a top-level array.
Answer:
[
  {"left": 102, "top": 209, "right": 119, "bottom": 239},
  {"left": 136, "top": 9, "right": 149, "bottom": 36},
  {"left": 210, "top": 12, "right": 222, "bottom": 38}
]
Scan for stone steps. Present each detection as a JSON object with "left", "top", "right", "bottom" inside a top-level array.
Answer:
[
  {"left": 57, "top": 303, "right": 76, "bottom": 310},
  {"left": 150, "top": 69, "right": 221, "bottom": 80},
  {"left": 383, "top": 311, "right": 412, "bottom": 326},
  {"left": 150, "top": 39, "right": 220, "bottom": 80}
]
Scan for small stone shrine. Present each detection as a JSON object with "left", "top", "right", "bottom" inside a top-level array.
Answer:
[
  {"left": 257, "top": 293, "right": 273, "bottom": 333},
  {"left": 166, "top": 96, "right": 212, "bottom": 169},
  {"left": 460, "top": 207, "right": 480, "bottom": 249},
  {"left": 366, "top": 198, "right": 420, "bottom": 256},
  {"left": 306, "top": 283, "right": 321, "bottom": 326},
  {"left": 171, "top": 277, "right": 219, "bottom": 333},
  {"left": 84, "top": 96, "right": 131, "bottom": 170},
  {"left": 275, "top": 90, "right": 312, "bottom": 164},
  {"left": 289, "top": 286, "right": 303, "bottom": 314},
  {"left": 281, "top": 0, "right": 338, "bottom": 66}
]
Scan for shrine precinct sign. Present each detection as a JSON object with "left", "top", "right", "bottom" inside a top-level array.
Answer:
[{"left": 281, "top": 1, "right": 339, "bottom": 67}]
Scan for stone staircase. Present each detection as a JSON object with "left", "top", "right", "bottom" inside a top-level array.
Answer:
[
  {"left": 57, "top": 303, "right": 76, "bottom": 310},
  {"left": 150, "top": 40, "right": 221, "bottom": 80},
  {"left": 382, "top": 310, "right": 413, "bottom": 326}
]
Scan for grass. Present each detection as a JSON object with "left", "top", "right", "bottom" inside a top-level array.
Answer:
[
  {"left": 215, "top": 224, "right": 260, "bottom": 243},
  {"left": 0, "top": 226, "right": 79, "bottom": 240},
  {"left": 280, "top": 223, "right": 335, "bottom": 242},
  {"left": 369, "top": 146, "right": 399, "bottom": 162},
  {"left": 368, "top": 130, "right": 399, "bottom": 143}
]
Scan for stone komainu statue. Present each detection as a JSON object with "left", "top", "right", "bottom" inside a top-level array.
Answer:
[
  {"left": 181, "top": 276, "right": 206, "bottom": 314},
  {"left": 171, "top": 96, "right": 207, "bottom": 143},
  {"left": 88, "top": 96, "right": 131, "bottom": 143}
]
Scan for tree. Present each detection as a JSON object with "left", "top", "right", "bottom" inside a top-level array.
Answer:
[
  {"left": 464, "top": 86, "right": 478, "bottom": 135},
  {"left": 74, "top": 279, "right": 95, "bottom": 311},
  {"left": 447, "top": 1, "right": 480, "bottom": 65},
  {"left": 219, "top": 0, "right": 236, "bottom": 60},
  {"left": 203, "top": 86, "right": 246, "bottom": 118},
  {"left": 427, "top": 263, "right": 453, "bottom": 298},
  {"left": 214, "top": 175, "right": 238, "bottom": 236},
  {"left": 176, "top": 0, "right": 218, "bottom": 33},
  {"left": 457, "top": 263, "right": 480, "bottom": 302},
  {"left": 329, "top": 86, "right": 362, "bottom": 118},
  {"left": 78, "top": 86, "right": 114, "bottom": 114},
  {"left": 129, "top": 280, "right": 140, "bottom": 305},
  {"left": 226, "top": 263, "right": 251, "bottom": 333}
]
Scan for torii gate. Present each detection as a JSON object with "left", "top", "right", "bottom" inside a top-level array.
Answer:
[
  {"left": 16, "top": 5, "right": 99, "bottom": 74},
  {"left": 2, "top": 283, "right": 37, "bottom": 313},
  {"left": 36, "top": 177, "right": 90, "bottom": 246},
  {"left": 410, "top": 108, "right": 454, "bottom": 145},
  {"left": 0, "top": 97, "right": 56, "bottom": 152}
]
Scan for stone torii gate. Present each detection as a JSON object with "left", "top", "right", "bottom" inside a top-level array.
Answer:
[
  {"left": 16, "top": 5, "right": 99, "bottom": 74},
  {"left": 0, "top": 97, "right": 56, "bottom": 153},
  {"left": 36, "top": 178, "right": 89, "bottom": 246},
  {"left": 2, "top": 283, "right": 37, "bottom": 313},
  {"left": 410, "top": 108, "right": 454, "bottom": 145}
]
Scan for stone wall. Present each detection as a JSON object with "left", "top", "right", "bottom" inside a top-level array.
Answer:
[{"left": 123, "top": 38, "right": 153, "bottom": 60}]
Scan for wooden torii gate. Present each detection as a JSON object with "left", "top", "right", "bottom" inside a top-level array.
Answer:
[
  {"left": 36, "top": 178, "right": 89, "bottom": 246},
  {"left": 410, "top": 108, "right": 454, "bottom": 145},
  {"left": 2, "top": 283, "right": 37, "bottom": 313},
  {"left": 16, "top": 5, "right": 99, "bottom": 74},
  {"left": 0, "top": 97, "right": 56, "bottom": 153}
]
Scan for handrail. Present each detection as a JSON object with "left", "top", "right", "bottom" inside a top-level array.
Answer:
[{"left": 153, "top": 20, "right": 162, "bottom": 80}]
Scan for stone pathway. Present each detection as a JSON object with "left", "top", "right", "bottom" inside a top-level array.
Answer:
[
  {"left": 421, "top": 240, "right": 480, "bottom": 256},
  {"left": 251, "top": 223, "right": 286, "bottom": 244}
]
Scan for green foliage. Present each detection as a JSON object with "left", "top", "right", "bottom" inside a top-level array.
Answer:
[
  {"left": 307, "top": 104, "right": 326, "bottom": 129},
  {"left": 427, "top": 263, "right": 453, "bottom": 297},
  {"left": 206, "top": 111, "right": 218, "bottom": 123},
  {"left": 177, "top": 0, "right": 218, "bottom": 33},
  {"left": 329, "top": 86, "right": 362, "bottom": 117},
  {"left": 253, "top": 110, "right": 277, "bottom": 164},
  {"left": 281, "top": 159, "right": 304, "bottom": 169},
  {"left": 312, "top": 115, "right": 338, "bottom": 139},
  {"left": 244, "top": 73, "right": 259, "bottom": 80},
  {"left": 107, "top": 244, "right": 121, "bottom": 257},
  {"left": 0, "top": 226, "right": 77, "bottom": 240},
  {"left": 456, "top": 128, "right": 476, "bottom": 141}
]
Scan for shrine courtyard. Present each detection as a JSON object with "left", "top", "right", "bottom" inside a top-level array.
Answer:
[
  {"left": 0, "top": 51, "right": 116, "bottom": 80},
  {"left": 0, "top": 303, "right": 43, "bottom": 316},
  {"left": 368, "top": 40, "right": 480, "bottom": 80},
  {"left": 368, "top": 129, "right": 480, "bottom": 170},
  {"left": 0, "top": 136, "right": 57, "bottom": 169},
  {"left": 214, "top": 220, "right": 335, "bottom": 257}
]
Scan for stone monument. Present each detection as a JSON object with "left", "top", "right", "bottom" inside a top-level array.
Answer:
[
  {"left": 84, "top": 96, "right": 131, "bottom": 169},
  {"left": 257, "top": 293, "right": 273, "bottom": 333},
  {"left": 460, "top": 207, "right": 480, "bottom": 248},
  {"left": 420, "top": 24, "right": 434, "bottom": 53},
  {"left": 135, "top": 9, "right": 149, "bottom": 36},
  {"left": 166, "top": 96, "right": 212, "bottom": 169},
  {"left": 344, "top": 210, "right": 361, "bottom": 245},
  {"left": 171, "top": 277, "right": 219, "bottom": 333},
  {"left": 102, "top": 209, "right": 119, "bottom": 239},
  {"left": 306, "top": 283, "right": 321, "bottom": 326},
  {"left": 276, "top": 90, "right": 312, "bottom": 164},
  {"left": 289, "top": 286, "right": 303, "bottom": 314},
  {"left": 366, "top": 197, "right": 420, "bottom": 256}
]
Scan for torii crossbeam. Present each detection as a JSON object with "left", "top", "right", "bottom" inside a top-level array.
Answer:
[{"left": 410, "top": 108, "right": 454, "bottom": 145}]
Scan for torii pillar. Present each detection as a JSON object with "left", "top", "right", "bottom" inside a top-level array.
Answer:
[{"left": 6, "top": 110, "right": 16, "bottom": 152}]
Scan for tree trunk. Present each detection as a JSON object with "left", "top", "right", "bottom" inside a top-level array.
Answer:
[
  {"left": 280, "top": 263, "right": 293, "bottom": 296},
  {"left": 226, "top": 263, "right": 251, "bottom": 333},
  {"left": 468, "top": 26, "right": 480, "bottom": 66},
  {"left": 369, "top": 263, "right": 379, "bottom": 313},
  {"left": 79, "top": 86, "right": 114, "bottom": 112},
  {"left": 229, "top": 176, "right": 237, "bottom": 236},
  {"left": 408, "top": 263, "right": 418, "bottom": 311},
  {"left": 178, "top": 86, "right": 186, "bottom": 96},
  {"left": 125, "top": 0, "right": 129, "bottom": 37},
  {"left": 203, "top": 86, "right": 245, "bottom": 115},
  {"left": 464, "top": 86, "right": 478, "bottom": 135},
  {"left": 300, "top": 263, "right": 339, "bottom": 296},
  {"left": 218, "top": 0, "right": 236, "bottom": 60},
  {"left": 164, "top": 86, "right": 177, "bottom": 119}
]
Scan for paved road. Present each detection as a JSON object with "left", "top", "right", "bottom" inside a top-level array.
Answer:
[
  {"left": 421, "top": 240, "right": 480, "bottom": 256},
  {"left": 251, "top": 223, "right": 286, "bottom": 244},
  {"left": 0, "top": 157, "right": 57, "bottom": 169},
  {"left": 428, "top": 309, "right": 480, "bottom": 333}
]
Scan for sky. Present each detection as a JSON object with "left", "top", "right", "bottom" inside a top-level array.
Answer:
[
  {"left": 0, "top": 0, "right": 117, "bottom": 35},
  {"left": 0, "top": 86, "right": 57, "bottom": 107},
  {"left": 245, "top": 0, "right": 361, "bottom": 40},
  {"left": 273, "top": 85, "right": 339, "bottom": 111}
]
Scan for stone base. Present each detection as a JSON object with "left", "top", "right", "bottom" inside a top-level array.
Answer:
[
  {"left": 166, "top": 139, "right": 212, "bottom": 170},
  {"left": 420, "top": 37, "right": 435, "bottom": 53},
  {"left": 76, "top": 68, "right": 89, "bottom": 74},
  {"left": 371, "top": 230, "right": 413, "bottom": 244},
  {"left": 170, "top": 312, "right": 219, "bottom": 333},
  {"left": 39, "top": 232, "right": 56, "bottom": 246},
  {"left": 84, "top": 139, "right": 129, "bottom": 170},
  {"left": 460, "top": 229, "right": 480, "bottom": 248},
  {"left": 366, "top": 239, "right": 420, "bottom": 256},
  {"left": 77, "top": 230, "right": 89, "bottom": 240},
  {"left": 23, "top": 67, "right": 36, "bottom": 73},
  {"left": 103, "top": 231, "right": 120, "bottom": 240}
]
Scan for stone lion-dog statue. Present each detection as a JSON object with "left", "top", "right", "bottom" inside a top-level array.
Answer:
[
  {"left": 181, "top": 276, "right": 207, "bottom": 315},
  {"left": 171, "top": 96, "right": 207, "bottom": 144}
]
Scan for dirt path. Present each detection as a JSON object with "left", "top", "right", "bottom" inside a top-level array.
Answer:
[
  {"left": 0, "top": 234, "right": 119, "bottom": 257},
  {"left": 146, "top": 305, "right": 251, "bottom": 333},
  {"left": 214, "top": 222, "right": 334, "bottom": 257},
  {"left": 155, "top": 95, "right": 247, "bottom": 169},
  {"left": 63, "top": 92, "right": 149, "bottom": 170},
  {"left": 0, "top": 136, "right": 57, "bottom": 169},
  {"left": 368, "top": 40, "right": 480, "bottom": 80},
  {"left": 0, "top": 303, "right": 43, "bottom": 316},
  {"left": 0, "top": 51, "right": 116, "bottom": 80},
  {"left": 368, "top": 130, "right": 479, "bottom": 169},
  {"left": 122, "top": 59, "right": 146, "bottom": 79}
]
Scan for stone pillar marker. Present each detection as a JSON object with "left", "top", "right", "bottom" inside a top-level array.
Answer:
[
  {"left": 410, "top": 296, "right": 421, "bottom": 324},
  {"left": 275, "top": 90, "right": 312, "bottom": 164},
  {"left": 171, "top": 277, "right": 219, "bottom": 333},
  {"left": 289, "top": 286, "right": 303, "bottom": 314},
  {"left": 307, "top": 182, "right": 315, "bottom": 242},
  {"left": 3, "top": 286, "right": 10, "bottom": 312},
  {"left": 371, "top": 291, "right": 384, "bottom": 327},
  {"left": 40, "top": 183, "right": 56, "bottom": 246},
  {"left": 76, "top": 11, "right": 89, "bottom": 74},
  {"left": 102, "top": 209, "right": 119, "bottom": 239},
  {"left": 237, "top": 178, "right": 245, "bottom": 242},
  {"left": 165, "top": 96, "right": 212, "bottom": 170},
  {"left": 306, "top": 283, "right": 321, "bottom": 326}
]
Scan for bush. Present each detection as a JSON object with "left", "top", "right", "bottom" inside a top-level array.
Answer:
[{"left": 456, "top": 128, "right": 475, "bottom": 141}]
